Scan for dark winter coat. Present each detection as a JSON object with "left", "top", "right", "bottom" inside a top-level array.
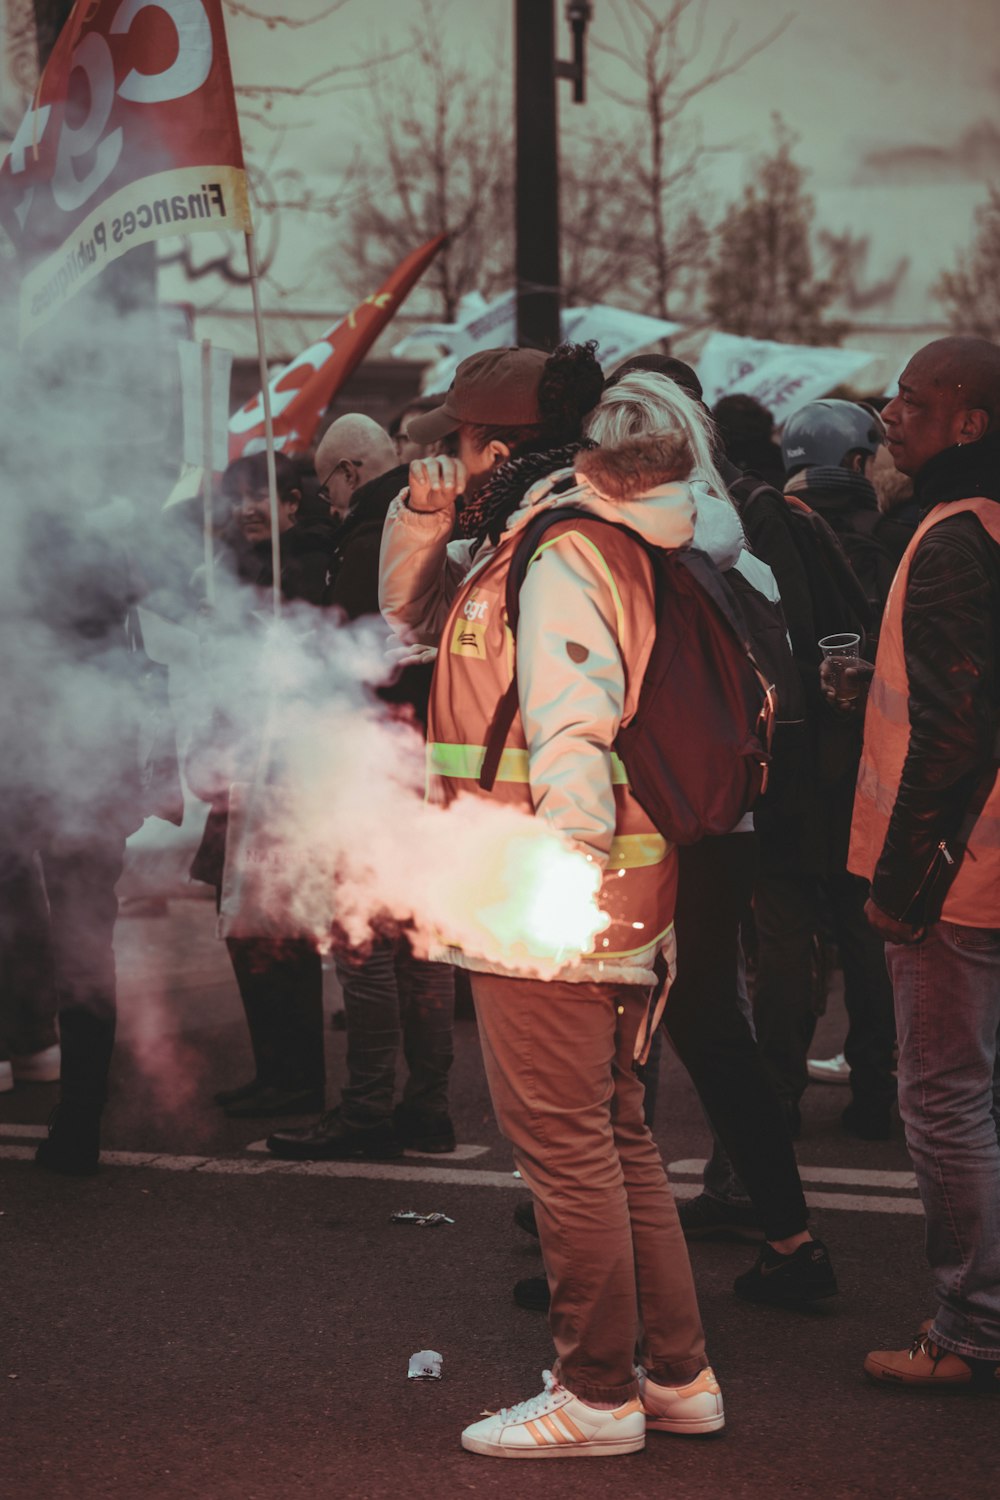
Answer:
[
  {"left": 326, "top": 464, "right": 409, "bottom": 620},
  {"left": 869, "top": 431, "right": 1000, "bottom": 924},
  {"left": 784, "top": 467, "right": 898, "bottom": 623},
  {"left": 722, "top": 459, "right": 861, "bottom": 876},
  {"left": 243, "top": 520, "right": 338, "bottom": 606}
]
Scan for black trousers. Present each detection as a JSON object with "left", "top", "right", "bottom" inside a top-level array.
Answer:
[
  {"left": 753, "top": 868, "right": 897, "bottom": 1112},
  {"left": 662, "top": 833, "right": 809, "bottom": 1241},
  {"left": 0, "top": 837, "right": 126, "bottom": 1112},
  {"left": 224, "top": 935, "right": 325, "bottom": 1091}
]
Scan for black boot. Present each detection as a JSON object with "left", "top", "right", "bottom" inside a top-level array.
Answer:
[{"left": 36, "top": 1104, "right": 101, "bottom": 1176}]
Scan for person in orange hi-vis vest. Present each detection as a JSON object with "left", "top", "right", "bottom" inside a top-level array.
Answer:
[
  {"left": 841, "top": 336, "right": 1000, "bottom": 1391},
  {"left": 379, "top": 345, "right": 735, "bottom": 1457}
]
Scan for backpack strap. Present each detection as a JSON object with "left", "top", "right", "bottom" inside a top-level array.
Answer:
[
  {"left": 479, "top": 506, "right": 638, "bottom": 793},
  {"left": 479, "top": 506, "right": 763, "bottom": 791},
  {"left": 729, "top": 475, "right": 778, "bottom": 519}
]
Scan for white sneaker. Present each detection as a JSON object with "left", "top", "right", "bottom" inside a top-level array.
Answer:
[
  {"left": 11, "top": 1044, "right": 61, "bottom": 1083},
  {"left": 0, "top": 1061, "right": 12, "bottom": 1093},
  {"left": 807, "top": 1052, "right": 850, "bottom": 1084},
  {"left": 461, "top": 1370, "right": 645, "bottom": 1458},
  {"left": 638, "top": 1365, "right": 725, "bottom": 1434}
]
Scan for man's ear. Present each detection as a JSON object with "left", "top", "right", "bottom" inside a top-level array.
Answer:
[
  {"left": 958, "top": 408, "right": 989, "bottom": 444},
  {"left": 487, "top": 440, "right": 511, "bottom": 467}
]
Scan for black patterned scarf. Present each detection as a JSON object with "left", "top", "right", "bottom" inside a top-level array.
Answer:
[{"left": 457, "top": 441, "right": 590, "bottom": 548}]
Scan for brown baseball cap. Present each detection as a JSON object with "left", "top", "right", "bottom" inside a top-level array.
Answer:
[{"left": 405, "top": 347, "right": 548, "bottom": 443}]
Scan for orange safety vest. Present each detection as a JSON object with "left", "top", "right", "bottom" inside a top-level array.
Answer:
[
  {"left": 849, "top": 497, "right": 1000, "bottom": 926},
  {"left": 427, "top": 515, "right": 677, "bottom": 968}
]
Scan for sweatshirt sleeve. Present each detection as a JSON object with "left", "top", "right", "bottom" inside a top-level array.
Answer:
[{"left": 378, "top": 492, "right": 476, "bottom": 645}]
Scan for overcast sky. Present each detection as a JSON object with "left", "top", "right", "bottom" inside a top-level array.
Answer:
[
  {"left": 159, "top": 0, "right": 1000, "bottom": 362},
  {"left": 226, "top": 0, "right": 999, "bottom": 184}
]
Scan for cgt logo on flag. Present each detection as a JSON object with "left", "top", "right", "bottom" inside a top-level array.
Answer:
[
  {"left": 0, "top": 0, "right": 250, "bottom": 340},
  {"left": 228, "top": 232, "right": 448, "bottom": 460}
]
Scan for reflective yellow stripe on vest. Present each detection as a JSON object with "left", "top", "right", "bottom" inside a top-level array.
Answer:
[{"left": 429, "top": 741, "right": 631, "bottom": 786}]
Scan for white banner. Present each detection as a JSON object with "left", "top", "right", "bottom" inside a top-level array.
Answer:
[
  {"left": 394, "top": 292, "right": 682, "bottom": 394},
  {"left": 697, "top": 334, "right": 878, "bottom": 425},
  {"left": 178, "top": 339, "right": 234, "bottom": 470}
]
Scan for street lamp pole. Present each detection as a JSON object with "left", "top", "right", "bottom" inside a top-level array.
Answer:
[{"left": 514, "top": 1, "right": 592, "bottom": 350}]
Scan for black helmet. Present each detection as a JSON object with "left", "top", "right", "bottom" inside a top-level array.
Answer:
[{"left": 781, "top": 399, "right": 885, "bottom": 474}]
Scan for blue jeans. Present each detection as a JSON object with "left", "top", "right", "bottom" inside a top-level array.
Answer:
[
  {"left": 335, "top": 939, "right": 455, "bottom": 1127},
  {"left": 887, "top": 922, "right": 1000, "bottom": 1360}
]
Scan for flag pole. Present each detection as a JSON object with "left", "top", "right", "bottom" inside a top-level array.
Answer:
[
  {"left": 244, "top": 228, "right": 281, "bottom": 619},
  {"left": 200, "top": 337, "right": 217, "bottom": 610}
]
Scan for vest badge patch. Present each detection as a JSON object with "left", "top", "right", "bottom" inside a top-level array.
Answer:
[{"left": 450, "top": 588, "right": 495, "bottom": 659}]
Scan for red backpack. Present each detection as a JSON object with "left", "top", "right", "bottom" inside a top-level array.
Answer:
[{"left": 479, "top": 507, "right": 776, "bottom": 845}]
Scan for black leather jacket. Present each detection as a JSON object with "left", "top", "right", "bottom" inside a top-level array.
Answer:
[{"left": 871, "top": 431, "right": 1000, "bottom": 924}]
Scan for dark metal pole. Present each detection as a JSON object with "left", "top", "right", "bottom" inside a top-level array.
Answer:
[{"left": 515, "top": 0, "right": 561, "bottom": 350}]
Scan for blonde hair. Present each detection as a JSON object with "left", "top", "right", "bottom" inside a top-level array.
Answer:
[{"left": 586, "top": 371, "right": 731, "bottom": 501}]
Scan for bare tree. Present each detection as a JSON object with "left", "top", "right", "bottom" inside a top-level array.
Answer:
[
  {"left": 159, "top": 0, "right": 400, "bottom": 291},
  {"left": 934, "top": 186, "right": 1000, "bottom": 338},
  {"left": 704, "top": 121, "right": 849, "bottom": 345},
  {"left": 590, "top": 0, "right": 791, "bottom": 319},
  {"left": 336, "top": 0, "right": 512, "bottom": 321}
]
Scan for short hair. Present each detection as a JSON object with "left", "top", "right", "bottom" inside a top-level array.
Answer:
[
  {"left": 606, "top": 354, "right": 703, "bottom": 404},
  {"left": 220, "top": 451, "right": 300, "bottom": 501}
]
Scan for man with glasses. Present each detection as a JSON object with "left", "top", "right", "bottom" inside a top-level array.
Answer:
[
  {"left": 314, "top": 413, "right": 398, "bottom": 520},
  {"left": 266, "top": 409, "right": 458, "bottom": 1161}
]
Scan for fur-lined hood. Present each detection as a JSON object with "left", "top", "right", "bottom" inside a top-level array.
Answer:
[{"left": 501, "top": 432, "right": 744, "bottom": 571}]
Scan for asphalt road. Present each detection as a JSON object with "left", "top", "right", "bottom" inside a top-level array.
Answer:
[{"left": 2, "top": 894, "right": 997, "bottom": 1500}]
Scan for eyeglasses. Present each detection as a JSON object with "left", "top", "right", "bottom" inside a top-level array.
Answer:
[{"left": 316, "top": 458, "right": 363, "bottom": 505}]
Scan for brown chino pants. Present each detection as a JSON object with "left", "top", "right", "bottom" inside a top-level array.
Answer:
[{"left": 471, "top": 971, "right": 708, "bottom": 1404}]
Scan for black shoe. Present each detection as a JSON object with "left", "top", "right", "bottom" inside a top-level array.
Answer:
[
  {"left": 734, "top": 1237, "right": 838, "bottom": 1307},
  {"left": 392, "top": 1103, "right": 456, "bottom": 1154},
  {"left": 513, "top": 1275, "right": 550, "bottom": 1313},
  {"left": 214, "top": 1078, "right": 263, "bottom": 1108},
  {"left": 679, "top": 1193, "right": 764, "bottom": 1243},
  {"left": 841, "top": 1101, "right": 893, "bottom": 1141},
  {"left": 513, "top": 1199, "right": 540, "bottom": 1238},
  {"left": 224, "top": 1084, "right": 324, "bottom": 1119},
  {"left": 35, "top": 1105, "right": 101, "bottom": 1177},
  {"left": 266, "top": 1108, "right": 404, "bottom": 1161}
]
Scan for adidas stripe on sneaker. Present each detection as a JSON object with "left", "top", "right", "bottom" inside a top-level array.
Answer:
[{"left": 461, "top": 1370, "right": 645, "bottom": 1458}]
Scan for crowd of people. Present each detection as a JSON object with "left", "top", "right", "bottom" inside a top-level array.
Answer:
[{"left": 2, "top": 329, "right": 998, "bottom": 1457}]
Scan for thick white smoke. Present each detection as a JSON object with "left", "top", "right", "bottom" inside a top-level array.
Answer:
[
  {"left": 0, "top": 278, "right": 608, "bottom": 1126},
  {"left": 201, "top": 607, "right": 608, "bottom": 978}
]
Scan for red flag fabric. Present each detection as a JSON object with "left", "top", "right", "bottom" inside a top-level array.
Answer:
[
  {"left": 0, "top": 0, "right": 250, "bottom": 340},
  {"left": 228, "top": 233, "right": 449, "bottom": 461}
]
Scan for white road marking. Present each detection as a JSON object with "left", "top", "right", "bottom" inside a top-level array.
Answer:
[
  {"left": 0, "top": 1134, "right": 925, "bottom": 1215},
  {"left": 668, "top": 1158, "right": 918, "bottom": 1191},
  {"left": 803, "top": 1190, "right": 922, "bottom": 1216},
  {"left": 245, "top": 1140, "right": 490, "bottom": 1162}
]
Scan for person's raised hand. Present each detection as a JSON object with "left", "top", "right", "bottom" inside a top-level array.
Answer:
[{"left": 407, "top": 456, "right": 466, "bottom": 514}]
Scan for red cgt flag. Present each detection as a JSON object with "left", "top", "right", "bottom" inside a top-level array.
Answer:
[
  {"left": 0, "top": 0, "right": 250, "bottom": 340},
  {"left": 228, "top": 232, "right": 449, "bottom": 461}
]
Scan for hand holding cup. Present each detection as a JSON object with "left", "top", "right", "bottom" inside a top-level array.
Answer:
[{"left": 818, "top": 633, "right": 872, "bottom": 715}]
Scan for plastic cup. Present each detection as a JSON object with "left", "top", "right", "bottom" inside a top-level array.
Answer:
[{"left": 818, "top": 633, "right": 861, "bottom": 700}]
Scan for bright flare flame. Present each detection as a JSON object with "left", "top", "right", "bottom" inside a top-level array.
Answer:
[{"left": 427, "top": 814, "right": 611, "bottom": 977}]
